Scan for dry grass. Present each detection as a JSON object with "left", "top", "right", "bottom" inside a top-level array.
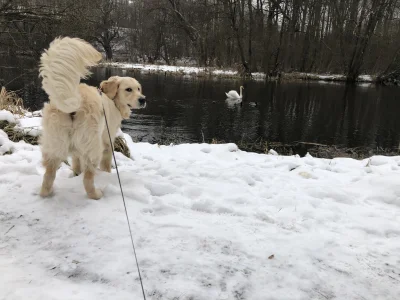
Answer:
[
  {"left": 211, "top": 138, "right": 222, "bottom": 144},
  {"left": 0, "top": 120, "right": 39, "bottom": 145},
  {"left": 114, "top": 136, "right": 130, "bottom": 158},
  {"left": 0, "top": 87, "right": 25, "bottom": 115}
]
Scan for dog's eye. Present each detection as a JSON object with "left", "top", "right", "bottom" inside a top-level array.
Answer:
[
  {"left": 127, "top": 104, "right": 132, "bottom": 108},
  {"left": 138, "top": 87, "right": 141, "bottom": 91},
  {"left": 126, "top": 88, "right": 132, "bottom": 92}
]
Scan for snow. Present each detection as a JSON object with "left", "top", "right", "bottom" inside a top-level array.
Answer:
[
  {"left": 14, "top": 116, "right": 42, "bottom": 137},
  {"left": 101, "top": 62, "right": 376, "bottom": 83},
  {"left": 268, "top": 149, "right": 278, "bottom": 156},
  {"left": 358, "top": 75, "right": 374, "bottom": 82},
  {"left": 0, "top": 109, "right": 16, "bottom": 123},
  {"left": 0, "top": 109, "right": 42, "bottom": 137},
  {"left": 102, "top": 62, "right": 267, "bottom": 80},
  {"left": 105, "top": 62, "right": 209, "bottom": 75},
  {"left": 0, "top": 129, "right": 14, "bottom": 154},
  {"left": 1, "top": 111, "right": 400, "bottom": 300},
  {"left": 296, "top": 72, "right": 375, "bottom": 83}
]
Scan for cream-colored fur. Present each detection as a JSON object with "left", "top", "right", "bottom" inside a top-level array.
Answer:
[{"left": 39, "top": 37, "right": 146, "bottom": 200}]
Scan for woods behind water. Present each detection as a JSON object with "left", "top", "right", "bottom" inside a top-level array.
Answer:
[{"left": 1, "top": 0, "right": 400, "bottom": 81}]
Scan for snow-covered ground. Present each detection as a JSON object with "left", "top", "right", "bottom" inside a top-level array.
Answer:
[
  {"left": 296, "top": 72, "right": 375, "bottom": 83},
  {"left": 101, "top": 62, "right": 376, "bottom": 83},
  {"left": 101, "top": 62, "right": 266, "bottom": 80},
  {"left": 1, "top": 110, "right": 400, "bottom": 300}
]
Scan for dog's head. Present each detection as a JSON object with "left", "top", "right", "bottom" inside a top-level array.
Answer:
[{"left": 100, "top": 76, "right": 146, "bottom": 119}]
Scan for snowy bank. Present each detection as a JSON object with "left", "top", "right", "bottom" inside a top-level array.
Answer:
[
  {"left": 286, "top": 72, "right": 375, "bottom": 83},
  {"left": 101, "top": 62, "right": 376, "bottom": 83},
  {"left": 0, "top": 109, "right": 42, "bottom": 135},
  {"left": 101, "top": 61, "right": 266, "bottom": 81},
  {"left": 2, "top": 109, "right": 393, "bottom": 159},
  {"left": 1, "top": 110, "right": 400, "bottom": 299}
]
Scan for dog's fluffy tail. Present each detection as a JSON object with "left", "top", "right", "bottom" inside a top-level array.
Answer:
[{"left": 39, "top": 37, "right": 102, "bottom": 113}]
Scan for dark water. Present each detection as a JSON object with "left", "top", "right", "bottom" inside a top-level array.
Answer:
[{"left": 3, "top": 66, "right": 400, "bottom": 149}]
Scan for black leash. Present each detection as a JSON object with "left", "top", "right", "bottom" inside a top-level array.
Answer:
[{"left": 102, "top": 103, "right": 147, "bottom": 300}]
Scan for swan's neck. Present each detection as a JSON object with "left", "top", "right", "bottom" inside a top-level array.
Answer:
[{"left": 239, "top": 86, "right": 243, "bottom": 97}]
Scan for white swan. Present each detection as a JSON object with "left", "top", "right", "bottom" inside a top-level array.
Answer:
[{"left": 226, "top": 86, "right": 244, "bottom": 99}]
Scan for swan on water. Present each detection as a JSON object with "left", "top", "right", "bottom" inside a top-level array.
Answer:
[{"left": 225, "top": 86, "right": 244, "bottom": 99}]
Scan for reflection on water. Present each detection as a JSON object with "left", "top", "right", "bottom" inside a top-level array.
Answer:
[{"left": 2, "top": 65, "right": 400, "bottom": 150}]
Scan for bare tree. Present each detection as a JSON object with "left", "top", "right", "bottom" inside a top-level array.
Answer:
[
  {"left": 86, "top": 0, "right": 126, "bottom": 60},
  {"left": 2, "top": 0, "right": 400, "bottom": 79}
]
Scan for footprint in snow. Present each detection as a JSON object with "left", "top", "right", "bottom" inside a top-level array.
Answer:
[
  {"left": 145, "top": 182, "right": 177, "bottom": 197},
  {"left": 201, "top": 147, "right": 212, "bottom": 153}
]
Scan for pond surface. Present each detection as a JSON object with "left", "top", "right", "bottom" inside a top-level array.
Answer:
[{"left": 3, "top": 66, "right": 400, "bottom": 150}]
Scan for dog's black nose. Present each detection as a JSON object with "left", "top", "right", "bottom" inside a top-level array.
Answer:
[{"left": 139, "top": 98, "right": 146, "bottom": 106}]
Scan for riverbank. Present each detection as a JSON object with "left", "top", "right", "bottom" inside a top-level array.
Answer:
[
  {"left": 101, "top": 61, "right": 377, "bottom": 83},
  {"left": 234, "top": 140, "right": 400, "bottom": 160},
  {"left": 1, "top": 106, "right": 398, "bottom": 160}
]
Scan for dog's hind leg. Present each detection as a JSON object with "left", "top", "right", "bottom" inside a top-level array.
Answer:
[
  {"left": 81, "top": 147, "right": 103, "bottom": 200},
  {"left": 40, "top": 154, "right": 61, "bottom": 197},
  {"left": 100, "top": 143, "right": 112, "bottom": 173},
  {"left": 39, "top": 103, "right": 71, "bottom": 196},
  {"left": 77, "top": 121, "right": 104, "bottom": 199},
  {"left": 72, "top": 156, "right": 82, "bottom": 176},
  {"left": 83, "top": 167, "right": 103, "bottom": 200}
]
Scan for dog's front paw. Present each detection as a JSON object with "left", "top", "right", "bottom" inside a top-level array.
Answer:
[{"left": 87, "top": 189, "right": 103, "bottom": 200}]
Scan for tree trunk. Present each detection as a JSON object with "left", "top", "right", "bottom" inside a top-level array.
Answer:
[
  {"left": 247, "top": 0, "right": 253, "bottom": 70},
  {"left": 347, "top": 0, "right": 390, "bottom": 81},
  {"left": 224, "top": 0, "right": 250, "bottom": 75},
  {"left": 105, "top": 46, "right": 113, "bottom": 60}
]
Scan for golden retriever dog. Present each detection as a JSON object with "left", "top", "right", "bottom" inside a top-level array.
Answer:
[{"left": 38, "top": 37, "right": 146, "bottom": 200}]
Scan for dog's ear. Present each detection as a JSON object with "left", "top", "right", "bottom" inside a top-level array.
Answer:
[{"left": 100, "top": 77, "right": 120, "bottom": 100}]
